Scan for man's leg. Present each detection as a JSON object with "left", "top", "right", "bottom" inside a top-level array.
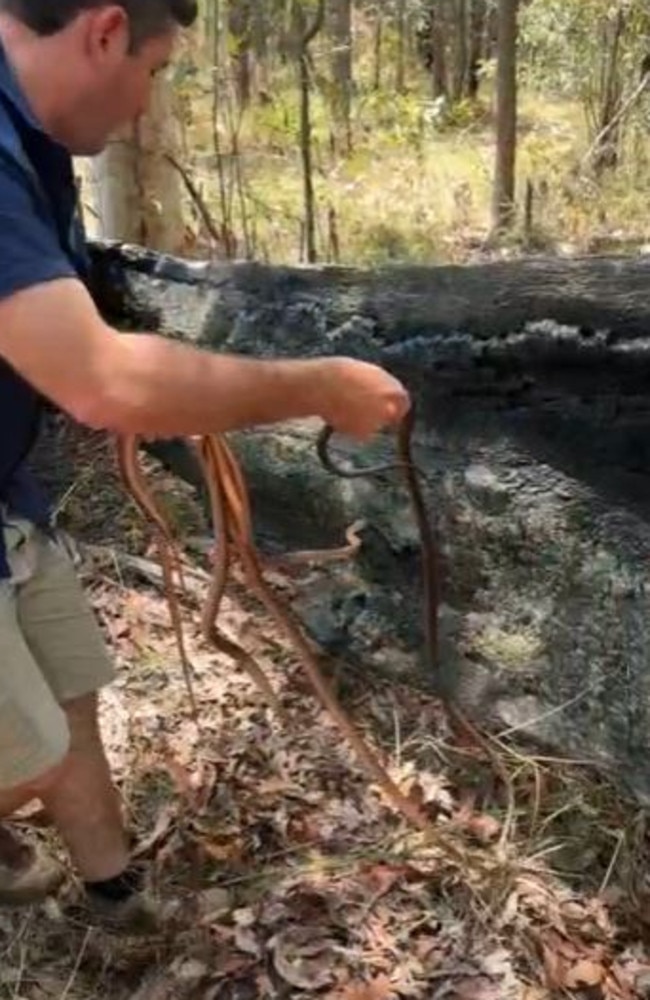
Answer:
[
  {"left": 14, "top": 526, "right": 141, "bottom": 880},
  {"left": 0, "top": 522, "right": 229, "bottom": 928},
  {"left": 0, "top": 571, "right": 72, "bottom": 901},
  {"left": 39, "top": 693, "right": 129, "bottom": 882},
  {"left": 0, "top": 520, "right": 144, "bottom": 910},
  {"left": 0, "top": 692, "right": 130, "bottom": 882}
]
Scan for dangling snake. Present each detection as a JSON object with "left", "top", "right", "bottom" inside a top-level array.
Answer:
[{"left": 115, "top": 406, "right": 441, "bottom": 833}]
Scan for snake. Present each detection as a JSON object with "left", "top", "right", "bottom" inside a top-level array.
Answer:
[{"left": 114, "top": 406, "right": 441, "bottom": 834}]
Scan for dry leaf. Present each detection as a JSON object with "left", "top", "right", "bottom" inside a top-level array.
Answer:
[
  {"left": 564, "top": 958, "right": 606, "bottom": 989},
  {"left": 451, "top": 975, "right": 502, "bottom": 999},
  {"left": 335, "top": 973, "right": 396, "bottom": 1000},
  {"left": 498, "top": 890, "right": 520, "bottom": 928},
  {"left": 542, "top": 944, "right": 566, "bottom": 990},
  {"left": 359, "top": 862, "right": 411, "bottom": 897},
  {"left": 234, "top": 927, "right": 262, "bottom": 958},
  {"left": 269, "top": 927, "right": 338, "bottom": 990},
  {"left": 287, "top": 813, "right": 324, "bottom": 843},
  {"left": 482, "top": 948, "right": 515, "bottom": 979},
  {"left": 454, "top": 795, "right": 501, "bottom": 843},
  {"left": 161, "top": 753, "right": 195, "bottom": 798},
  {"left": 198, "top": 834, "right": 244, "bottom": 863},
  {"left": 132, "top": 804, "right": 176, "bottom": 858},
  {"left": 413, "top": 935, "right": 443, "bottom": 966},
  {"left": 364, "top": 913, "right": 399, "bottom": 955},
  {"left": 409, "top": 771, "right": 455, "bottom": 811},
  {"left": 257, "top": 776, "right": 296, "bottom": 795},
  {"left": 465, "top": 812, "right": 501, "bottom": 844}
]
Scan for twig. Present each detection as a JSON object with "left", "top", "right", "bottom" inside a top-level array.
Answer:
[
  {"left": 11, "top": 941, "right": 27, "bottom": 999},
  {"left": 164, "top": 152, "right": 225, "bottom": 249},
  {"left": 0, "top": 910, "right": 32, "bottom": 963},
  {"left": 59, "top": 927, "right": 91, "bottom": 1000},
  {"left": 599, "top": 830, "right": 625, "bottom": 895},
  {"left": 211, "top": 63, "right": 231, "bottom": 254},
  {"left": 90, "top": 545, "right": 210, "bottom": 590},
  {"left": 496, "top": 682, "right": 600, "bottom": 740},
  {"left": 392, "top": 696, "right": 402, "bottom": 770},
  {"left": 581, "top": 71, "right": 650, "bottom": 170}
]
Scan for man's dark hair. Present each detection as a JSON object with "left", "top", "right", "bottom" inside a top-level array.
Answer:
[{"left": 0, "top": 0, "right": 197, "bottom": 49}]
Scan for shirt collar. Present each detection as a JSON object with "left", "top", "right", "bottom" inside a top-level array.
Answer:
[{"left": 0, "top": 37, "right": 44, "bottom": 132}]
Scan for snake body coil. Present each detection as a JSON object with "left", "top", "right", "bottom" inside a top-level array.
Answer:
[{"left": 116, "top": 407, "right": 438, "bottom": 832}]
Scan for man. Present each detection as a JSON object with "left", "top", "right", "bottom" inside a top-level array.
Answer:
[{"left": 0, "top": 0, "right": 410, "bottom": 932}]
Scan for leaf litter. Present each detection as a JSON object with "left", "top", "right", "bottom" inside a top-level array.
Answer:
[{"left": 2, "top": 424, "right": 650, "bottom": 999}]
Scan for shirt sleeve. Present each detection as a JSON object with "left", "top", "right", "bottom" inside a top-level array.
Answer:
[{"left": 0, "top": 152, "right": 79, "bottom": 303}]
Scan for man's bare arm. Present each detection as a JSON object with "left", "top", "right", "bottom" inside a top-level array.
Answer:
[{"left": 0, "top": 278, "right": 410, "bottom": 439}]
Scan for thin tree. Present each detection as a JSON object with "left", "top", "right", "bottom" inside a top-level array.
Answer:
[
  {"left": 372, "top": 4, "right": 383, "bottom": 91},
  {"left": 329, "top": 0, "right": 353, "bottom": 154},
  {"left": 452, "top": 0, "right": 469, "bottom": 103},
  {"left": 295, "top": 0, "right": 325, "bottom": 263},
  {"left": 395, "top": 0, "right": 407, "bottom": 93},
  {"left": 491, "top": 0, "right": 519, "bottom": 233}
]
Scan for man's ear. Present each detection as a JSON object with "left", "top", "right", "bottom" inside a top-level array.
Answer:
[{"left": 83, "top": 5, "right": 130, "bottom": 62}]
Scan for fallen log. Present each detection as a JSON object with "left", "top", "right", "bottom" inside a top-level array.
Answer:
[
  {"left": 89, "top": 240, "right": 650, "bottom": 339},
  {"left": 47, "top": 243, "right": 650, "bottom": 803}
]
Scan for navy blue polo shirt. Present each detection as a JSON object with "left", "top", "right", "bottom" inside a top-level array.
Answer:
[{"left": 0, "top": 40, "right": 90, "bottom": 578}]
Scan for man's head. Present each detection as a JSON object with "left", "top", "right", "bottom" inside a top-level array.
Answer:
[{"left": 0, "top": 0, "right": 197, "bottom": 154}]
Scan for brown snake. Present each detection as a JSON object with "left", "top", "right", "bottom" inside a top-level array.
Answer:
[{"left": 115, "top": 407, "right": 442, "bottom": 833}]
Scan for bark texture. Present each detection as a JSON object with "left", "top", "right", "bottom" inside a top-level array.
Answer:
[{"left": 81, "top": 242, "right": 650, "bottom": 803}]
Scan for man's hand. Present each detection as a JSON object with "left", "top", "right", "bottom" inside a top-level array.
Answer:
[{"left": 316, "top": 358, "right": 411, "bottom": 440}]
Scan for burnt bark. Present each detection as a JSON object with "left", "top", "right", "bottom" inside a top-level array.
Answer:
[
  {"left": 89, "top": 242, "right": 650, "bottom": 339},
  {"left": 67, "top": 241, "right": 650, "bottom": 805}
]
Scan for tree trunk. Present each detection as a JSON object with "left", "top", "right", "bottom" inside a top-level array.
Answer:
[
  {"left": 592, "top": 8, "right": 625, "bottom": 174},
  {"left": 430, "top": 5, "right": 448, "bottom": 99},
  {"left": 88, "top": 73, "right": 185, "bottom": 253},
  {"left": 395, "top": 0, "right": 407, "bottom": 94},
  {"left": 228, "top": 0, "right": 253, "bottom": 108},
  {"left": 328, "top": 0, "right": 353, "bottom": 152},
  {"left": 296, "top": 0, "right": 325, "bottom": 263},
  {"left": 372, "top": 8, "right": 383, "bottom": 90},
  {"left": 132, "top": 74, "right": 186, "bottom": 252},
  {"left": 468, "top": 0, "right": 487, "bottom": 99},
  {"left": 491, "top": 0, "right": 518, "bottom": 233},
  {"left": 88, "top": 127, "right": 139, "bottom": 243},
  {"left": 452, "top": 0, "right": 469, "bottom": 103},
  {"left": 251, "top": 3, "right": 270, "bottom": 96}
]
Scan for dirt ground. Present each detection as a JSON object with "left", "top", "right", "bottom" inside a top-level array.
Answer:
[{"left": 2, "top": 418, "right": 650, "bottom": 1000}]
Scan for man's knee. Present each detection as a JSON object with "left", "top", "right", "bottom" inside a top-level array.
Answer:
[
  {"left": 0, "top": 724, "right": 70, "bottom": 803},
  {"left": 0, "top": 690, "right": 103, "bottom": 803}
]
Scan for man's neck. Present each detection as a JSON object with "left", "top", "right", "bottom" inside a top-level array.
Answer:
[{"left": 0, "top": 15, "right": 73, "bottom": 139}]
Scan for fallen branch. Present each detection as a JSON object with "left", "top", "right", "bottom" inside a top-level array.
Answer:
[{"left": 164, "top": 152, "right": 230, "bottom": 253}]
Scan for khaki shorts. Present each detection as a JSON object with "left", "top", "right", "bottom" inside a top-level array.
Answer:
[{"left": 0, "top": 513, "right": 115, "bottom": 790}]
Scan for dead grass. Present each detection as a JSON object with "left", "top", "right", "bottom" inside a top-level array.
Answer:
[
  {"left": 77, "top": 63, "right": 650, "bottom": 267},
  {"left": 154, "top": 78, "right": 650, "bottom": 266}
]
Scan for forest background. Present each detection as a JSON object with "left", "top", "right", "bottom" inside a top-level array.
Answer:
[{"left": 82, "top": 0, "right": 650, "bottom": 270}]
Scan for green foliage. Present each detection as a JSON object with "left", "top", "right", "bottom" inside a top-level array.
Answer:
[
  {"left": 520, "top": 0, "right": 650, "bottom": 98},
  {"left": 354, "top": 90, "right": 433, "bottom": 145}
]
